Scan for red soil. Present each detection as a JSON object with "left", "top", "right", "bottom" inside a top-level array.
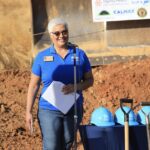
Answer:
[{"left": 0, "top": 58, "right": 150, "bottom": 149}]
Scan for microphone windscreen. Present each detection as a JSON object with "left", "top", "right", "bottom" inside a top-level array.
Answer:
[{"left": 68, "top": 42, "right": 78, "bottom": 47}]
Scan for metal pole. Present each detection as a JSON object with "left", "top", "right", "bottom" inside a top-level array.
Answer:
[
  {"left": 140, "top": 109, "right": 150, "bottom": 150},
  {"left": 145, "top": 114, "right": 150, "bottom": 150},
  {"left": 73, "top": 45, "right": 78, "bottom": 150},
  {"left": 102, "top": 21, "right": 107, "bottom": 65},
  {"left": 133, "top": 102, "right": 150, "bottom": 150}
]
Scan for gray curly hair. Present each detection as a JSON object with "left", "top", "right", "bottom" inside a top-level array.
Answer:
[{"left": 48, "top": 18, "right": 68, "bottom": 32}]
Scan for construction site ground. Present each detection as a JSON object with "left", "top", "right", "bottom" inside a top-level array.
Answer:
[{"left": 1, "top": 58, "right": 150, "bottom": 149}]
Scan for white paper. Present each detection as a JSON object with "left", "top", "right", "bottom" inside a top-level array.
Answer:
[{"left": 42, "top": 81, "right": 79, "bottom": 114}]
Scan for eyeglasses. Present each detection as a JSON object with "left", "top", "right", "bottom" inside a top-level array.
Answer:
[{"left": 50, "top": 30, "right": 68, "bottom": 37}]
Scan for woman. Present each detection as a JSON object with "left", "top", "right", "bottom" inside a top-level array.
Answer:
[{"left": 26, "top": 18, "right": 94, "bottom": 150}]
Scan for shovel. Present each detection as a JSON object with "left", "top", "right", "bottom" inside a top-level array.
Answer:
[
  {"left": 133, "top": 102, "right": 150, "bottom": 150},
  {"left": 120, "top": 98, "right": 133, "bottom": 150}
]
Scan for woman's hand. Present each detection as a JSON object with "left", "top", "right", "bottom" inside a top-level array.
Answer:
[
  {"left": 62, "top": 84, "right": 74, "bottom": 94},
  {"left": 25, "top": 112, "right": 33, "bottom": 134},
  {"left": 61, "top": 70, "right": 93, "bottom": 94}
]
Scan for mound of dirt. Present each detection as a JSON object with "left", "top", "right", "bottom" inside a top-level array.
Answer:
[{"left": 0, "top": 58, "right": 150, "bottom": 149}]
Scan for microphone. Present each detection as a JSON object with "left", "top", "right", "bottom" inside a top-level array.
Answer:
[
  {"left": 67, "top": 42, "right": 78, "bottom": 48},
  {"left": 67, "top": 42, "right": 78, "bottom": 54}
]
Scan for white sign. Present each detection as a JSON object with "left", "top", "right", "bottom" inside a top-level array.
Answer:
[{"left": 92, "top": 0, "right": 150, "bottom": 22}]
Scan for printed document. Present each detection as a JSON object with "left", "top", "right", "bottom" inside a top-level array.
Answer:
[{"left": 42, "top": 81, "right": 79, "bottom": 114}]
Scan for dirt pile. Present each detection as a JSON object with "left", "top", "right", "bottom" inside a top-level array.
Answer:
[{"left": 0, "top": 58, "right": 150, "bottom": 149}]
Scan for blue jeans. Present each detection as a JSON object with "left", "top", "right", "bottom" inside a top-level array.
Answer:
[{"left": 38, "top": 106, "right": 83, "bottom": 150}]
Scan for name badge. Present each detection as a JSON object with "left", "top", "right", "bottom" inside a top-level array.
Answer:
[{"left": 44, "top": 56, "right": 54, "bottom": 62}]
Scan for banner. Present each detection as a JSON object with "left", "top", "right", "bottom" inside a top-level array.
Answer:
[{"left": 92, "top": 0, "right": 150, "bottom": 22}]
